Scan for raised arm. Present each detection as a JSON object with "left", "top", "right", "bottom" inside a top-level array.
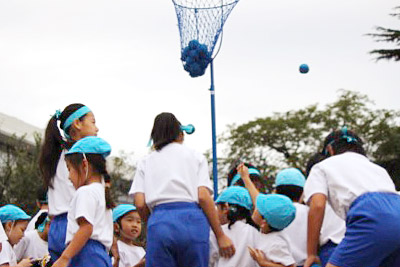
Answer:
[{"left": 237, "top": 163, "right": 260, "bottom": 206}]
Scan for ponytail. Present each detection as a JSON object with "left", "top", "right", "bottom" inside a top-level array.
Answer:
[
  {"left": 39, "top": 104, "right": 85, "bottom": 188},
  {"left": 227, "top": 204, "right": 259, "bottom": 230},
  {"left": 103, "top": 172, "right": 115, "bottom": 210}
]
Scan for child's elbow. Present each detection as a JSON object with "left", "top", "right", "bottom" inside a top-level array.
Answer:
[{"left": 198, "top": 186, "right": 212, "bottom": 204}]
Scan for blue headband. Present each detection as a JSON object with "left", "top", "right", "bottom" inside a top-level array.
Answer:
[
  {"left": 37, "top": 216, "right": 50, "bottom": 232},
  {"left": 230, "top": 168, "right": 261, "bottom": 186},
  {"left": 323, "top": 126, "right": 358, "bottom": 155},
  {"left": 62, "top": 106, "right": 91, "bottom": 139}
]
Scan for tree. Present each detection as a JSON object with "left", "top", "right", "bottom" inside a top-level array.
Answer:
[
  {"left": 220, "top": 90, "right": 400, "bottom": 190},
  {"left": 368, "top": 7, "right": 400, "bottom": 61}
]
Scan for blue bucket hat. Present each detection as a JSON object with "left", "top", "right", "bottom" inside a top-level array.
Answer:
[
  {"left": 275, "top": 168, "right": 306, "bottom": 188},
  {"left": 66, "top": 136, "right": 111, "bottom": 158},
  {"left": 113, "top": 204, "right": 137, "bottom": 222},
  {"left": 230, "top": 168, "right": 261, "bottom": 186},
  {"left": 256, "top": 194, "right": 296, "bottom": 231},
  {"left": 0, "top": 204, "right": 31, "bottom": 223},
  {"left": 216, "top": 186, "right": 253, "bottom": 211}
]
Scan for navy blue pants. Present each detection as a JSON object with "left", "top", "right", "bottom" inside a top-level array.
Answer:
[
  {"left": 146, "top": 202, "right": 210, "bottom": 267},
  {"left": 69, "top": 239, "right": 112, "bottom": 267},
  {"left": 48, "top": 213, "right": 68, "bottom": 263},
  {"left": 319, "top": 240, "right": 337, "bottom": 267},
  {"left": 329, "top": 192, "right": 400, "bottom": 267}
]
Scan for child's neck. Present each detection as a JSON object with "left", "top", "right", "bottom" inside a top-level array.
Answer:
[
  {"left": 38, "top": 230, "right": 48, "bottom": 242},
  {"left": 119, "top": 235, "right": 136, "bottom": 246},
  {"left": 85, "top": 173, "right": 102, "bottom": 185}
]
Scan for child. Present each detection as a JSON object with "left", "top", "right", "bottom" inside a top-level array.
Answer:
[
  {"left": 0, "top": 205, "right": 32, "bottom": 267},
  {"left": 303, "top": 127, "right": 400, "bottom": 267},
  {"left": 228, "top": 163, "right": 267, "bottom": 192},
  {"left": 14, "top": 212, "right": 50, "bottom": 262},
  {"left": 275, "top": 168, "right": 309, "bottom": 267},
  {"left": 52, "top": 136, "right": 113, "bottom": 267},
  {"left": 210, "top": 186, "right": 258, "bottom": 267},
  {"left": 26, "top": 187, "right": 48, "bottom": 232},
  {"left": 112, "top": 204, "right": 145, "bottom": 267},
  {"left": 129, "top": 112, "right": 235, "bottom": 267},
  {"left": 237, "top": 163, "right": 296, "bottom": 267},
  {"left": 305, "top": 153, "right": 345, "bottom": 267},
  {"left": 39, "top": 104, "right": 98, "bottom": 262}
]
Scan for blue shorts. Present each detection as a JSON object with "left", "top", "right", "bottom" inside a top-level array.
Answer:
[
  {"left": 48, "top": 213, "right": 68, "bottom": 263},
  {"left": 329, "top": 192, "right": 400, "bottom": 267},
  {"left": 146, "top": 202, "right": 210, "bottom": 267},
  {"left": 318, "top": 240, "right": 337, "bottom": 267},
  {"left": 69, "top": 239, "right": 112, "bottom": 267}
]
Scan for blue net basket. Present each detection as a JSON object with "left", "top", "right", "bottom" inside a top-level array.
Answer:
[{"left": 172, "top": 0, "right": 240, "bottom": 77}]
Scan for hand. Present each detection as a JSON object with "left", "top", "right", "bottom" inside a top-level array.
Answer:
[
  {"left": 236, "top": 163, "right": 249, "bottom": 180},
  {"left": 217, "top": 234, "right": 235, "bottom": 258},
  {"left": 303, "top": 254, "right": 321, "bottom": 267},
  {"left": 51, "top": 256, "right": 70, "bottom": 267},
  {"left": 248, "top": 246, "right": 270, "bottom": 266},
  {"left": 16, "top": 258, "right": 33, "bottom": 267}
]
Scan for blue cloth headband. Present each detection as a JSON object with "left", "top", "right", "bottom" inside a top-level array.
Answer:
[
  {"left": 230, "top": 168, "right": 261, "bottom": 186},
  {"left": 62, "top": 106, "right": 91, "bottom": 138}
]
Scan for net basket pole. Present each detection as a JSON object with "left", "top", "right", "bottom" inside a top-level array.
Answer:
[{"left": 209, "top": 60, "right": 218, "bottom": 199}]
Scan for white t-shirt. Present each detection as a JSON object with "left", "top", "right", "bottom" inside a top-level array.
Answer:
[
  {"left": 0, "top": 220, "right": 7, "bottom": 243},
  {"left": 320, "top": 204, "right": 346, "bottom": 245},
  {"left": 304, "top": 152, "right": 396, "bottom": 220},
  {"left": 255, "top": 231, "right": 295, "bottom": 267},
  {"left": 282, "top": 202, "right": 308, "bottom": 266},
  {"left": 0, "top": 241, "right": 17, "bottom": 266},
  {"left": 26, "top": 209, "right": 48, "bottom": 232},
  {"left": 66, "top": 183, "right": 113, "bottom": 250},
  {"left": 117, "top": 240, "right": 145, "bottom": 267},
  {"left": 48, "top": 150, "right": 76, "bottom": 216},
  {"left": 209, "top": 220, "right": 258, "bottom": 267},
  {"left": 14, "top": 230, "right": 48, "bottom": 261},
  {"left": 129, "top": 143, "right": 213, "bottom": 209}
]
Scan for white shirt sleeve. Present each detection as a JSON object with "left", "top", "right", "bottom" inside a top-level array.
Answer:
[
  {"left": 303, "top": 164, "right": 329, "bottom": 204},
  {"left": 0, "top": 221, "right": 7, "bottom": 243},
  {"left": 74, "top": 189, "right": 97, "bottom": 225},
  {"left": 0, "top": 241, "right": 17, "bottom": 266},
  {"left": 129, "top": 159, "right": 145, "bottom": 196},
  {"left": 197, "top": 155, "right": 213, "bottom": 193}
]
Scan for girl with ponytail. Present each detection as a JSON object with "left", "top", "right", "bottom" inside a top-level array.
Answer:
[
  {"left": 38, "top": 104, "right": 98, "bottom": 263},
  {"left": 52, "top": 136, "right": 114, "bottom": 267}
]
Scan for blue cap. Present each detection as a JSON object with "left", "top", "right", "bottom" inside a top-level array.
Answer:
[
  {"left": 275, "top": 168, "right": 306, "bottom": 188},
  {"left": 66, "top": 136, "right": 111, "bottom": 158},
  {"left": 112, "top": 204, "right": 137, "bottom": 222},
  {"left": 256, "top": 194, "right": 296, "bottom": 230},
  {"left": 215, "top": 186, "right": 253, "bottom": 210},
  {"left": 230, "top": 168, "right": 261, "bottom": 186},
  {"left": 0, "top": 204, "right": 31, "bottom": 222}
]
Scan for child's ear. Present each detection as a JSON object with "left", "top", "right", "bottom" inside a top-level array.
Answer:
[
  {"left": 222, "top": 203, "right": 230, "bottom": 214},
  {"left": 113, "top": 223, "right": 120, "bottom": 235},
  {"left": 4, "top": 221, "right": 13, "bottom": 232},
  {"left": 260, "top": 219, "right": 270, "bottom": 234}
]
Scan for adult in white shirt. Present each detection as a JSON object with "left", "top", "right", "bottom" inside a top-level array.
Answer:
[{"left": 303, "top": 127, "right": 400, "bottom": 267}]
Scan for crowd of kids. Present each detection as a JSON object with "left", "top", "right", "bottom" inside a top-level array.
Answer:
[{"left": 0, "top": 104, "right": 399, "bottom": 267}]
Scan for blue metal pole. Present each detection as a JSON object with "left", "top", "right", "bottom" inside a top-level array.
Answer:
[{"left": 209, "top": 60, "right": 218, "bottom": 199}]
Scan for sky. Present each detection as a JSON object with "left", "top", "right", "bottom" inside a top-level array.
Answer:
[{"left": 1, "top": 0, "right": 399, "bottom": 162}]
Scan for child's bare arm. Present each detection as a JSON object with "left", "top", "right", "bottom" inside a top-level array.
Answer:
[
  {"left": 198, "top": 186, "right": 235, "bottom": 258},
  {"left": 52, "top": 217, "right": 93, "bottom": 267},
  {"left": 133, "top": 193, "right": 150, "bottom": 223},
  {"left": 237, "top": 163, "right": 260, "bottom": 206}
]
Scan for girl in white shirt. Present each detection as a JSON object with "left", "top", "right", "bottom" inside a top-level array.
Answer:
[
  {"left": 52, "top": 136, "right": 114, "bottom": 267},
  {"left": 130, "top": 112, "right": 235, "bottom": 267},
  {"left": 112, "top": 205, "right": 145, "bottom": 267},
  {"left": 39, "top": 104, "right": 99, "bottom": 263}
]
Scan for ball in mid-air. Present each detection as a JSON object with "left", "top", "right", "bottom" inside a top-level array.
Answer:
[{"left": 299, "top": 64, "right": 309, "bottom": 74}]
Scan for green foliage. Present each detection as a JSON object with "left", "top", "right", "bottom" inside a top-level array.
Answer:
[
  {"left": 368, "top": 7, "right": 400, "bottom": 61},
  {"left": 220, "top": 90, "right": 400, "bottom": 184},
  {"left": 108, "top": 151, "right": 135, "bottom": 204},
  {"left": 0, "top": 133, "right": 43, "bottom": 215}
]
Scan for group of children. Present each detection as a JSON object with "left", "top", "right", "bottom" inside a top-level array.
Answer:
[{"left": 0, "top": 103, "right": 399, "bottom": 267}]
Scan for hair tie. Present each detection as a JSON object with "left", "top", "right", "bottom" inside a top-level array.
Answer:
[{"left": 54, "top": 110, "right": 62, "bottom": 120}]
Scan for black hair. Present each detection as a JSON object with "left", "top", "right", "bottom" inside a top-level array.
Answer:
[
  {"left": 65, "top": 153, "right": 115, "bottom": 209},
  {"left": 305, "top": 152, "right": 327, "bottom": 177},
  {"left": 276, "top": 185, "right": 303, "bottom": 202},
  {"left": 36, "top": 187, "right": 48, "bottom": 204},
  {"left": 322, "top": 127, "right": 365, "bottom": 157},
  {"left": 39, "top": 103, "right": 87, "bottom": 188},
  {"left": 150, "top": 112, "right": 182, "bottom": 151},
  {"left": 34, "top": 212, "right": 49, "bottom": 229},
  {"left": 225, "top": 203, "right": 259, "bottom": 230},
  {"left": 227, "top": 162, "right": 262, "bottom": 187}
]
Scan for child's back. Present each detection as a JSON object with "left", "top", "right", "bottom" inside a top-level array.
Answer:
[{"left": 210, "top": 221, "right": 258, "bottom": 267}]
